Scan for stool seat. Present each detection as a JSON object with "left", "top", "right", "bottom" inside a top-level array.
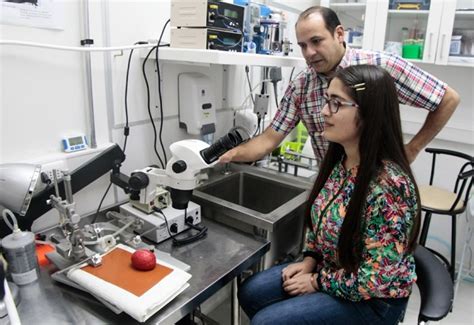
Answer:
[{"left": 419, "top": 185, "right": 464, "bottom": 212}]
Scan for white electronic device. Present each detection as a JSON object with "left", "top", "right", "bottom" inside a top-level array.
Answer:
[
  {"left": 62, "top": 135, "right": 88, "bottom": 153},
  {"left": 170, "top": 27, "right": 243, "bottom": 52},
  {"left": 170, "top": 0, "right": 244, "bottom": 29},
  {"left": 119, "top": 201, "right": 201, "bottom": 243}
]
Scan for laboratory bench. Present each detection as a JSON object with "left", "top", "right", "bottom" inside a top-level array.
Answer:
[{"left": 1, "top": 219, "right": 270, "bottom": 324}]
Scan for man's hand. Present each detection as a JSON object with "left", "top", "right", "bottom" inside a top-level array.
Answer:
[
  {"left": 218, "top": 147, "right": 237, "bottom": 164},
  {"left": 282, "top": 273, "right": 317, "bottom": 296},
  {"left": 218, "top": 128, "right": 286, "bottom": 164}
]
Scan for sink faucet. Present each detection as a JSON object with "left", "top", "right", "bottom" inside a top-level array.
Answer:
[{"left": 222, "top": 163, "right": 232, "bottom": 175}]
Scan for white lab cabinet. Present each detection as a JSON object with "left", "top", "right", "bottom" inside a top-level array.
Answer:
[
  {"left": 373, "top": 0, "right": 473, "bottom": 67},
  {"left": 321, "top": 1, "right": 473, "bottom": 67},
  {"left": 320, "top": 0, "right": 379, "bottom": 50},
  {"left": 439, "top": 1, "right": 474, "bottom": 66}
]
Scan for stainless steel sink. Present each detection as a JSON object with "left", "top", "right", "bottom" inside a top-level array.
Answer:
[{"left": 193, "top": 164, "right": 312, "bottom": 266}]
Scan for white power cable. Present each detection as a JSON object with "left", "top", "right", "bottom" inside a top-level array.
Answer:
[
  {"left": 0, "top": 40, "right": 156, "bottom": 52},
  {"left": 235, "top": 79, "right": 272, "bottom": 112}
]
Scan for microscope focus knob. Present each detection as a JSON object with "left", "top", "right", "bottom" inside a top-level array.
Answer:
[
  {"left": 172, "top": 160, "right": 187, "bottom": 174},
  {"left": 170, "top": 223, "right": 178, "bottom": 234},
  {"left": 129, "top": 172, "right": 149, "bottom": 190}
]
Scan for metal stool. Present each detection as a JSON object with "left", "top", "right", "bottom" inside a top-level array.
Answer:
[{"left": 418, "top": 148, "right": 474, "bottom": 281}]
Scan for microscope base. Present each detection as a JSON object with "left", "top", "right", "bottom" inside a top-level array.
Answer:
[{"left": 119, "top": 201, "right": 201, "bottom": 244}]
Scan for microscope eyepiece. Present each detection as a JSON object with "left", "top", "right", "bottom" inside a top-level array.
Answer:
[{"left": 200, "top": 129, "right": 244, "bottom": 164}]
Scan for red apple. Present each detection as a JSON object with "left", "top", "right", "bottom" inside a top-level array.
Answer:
[{"left": 131, "top": 249, "right": 156, "bottom": 271}]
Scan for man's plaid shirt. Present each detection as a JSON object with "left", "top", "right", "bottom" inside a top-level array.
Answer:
[{"left": 270, "top": 47, "right": 447, "bottom": 165}]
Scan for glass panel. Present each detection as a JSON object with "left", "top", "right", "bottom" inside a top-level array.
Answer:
[
  {"left": 384, "top": 6, "right": 430, "bottom": 60},
  {"left": 330, "top": 1, "right": 367, "bottom": 49},
  {"left": 451, "top": 0, "right": 474, "bottom": 58}
]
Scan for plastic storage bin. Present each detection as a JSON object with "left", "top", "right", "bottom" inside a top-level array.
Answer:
[{"left": 402, "top": 44, "right": 421, "bottom": 59}]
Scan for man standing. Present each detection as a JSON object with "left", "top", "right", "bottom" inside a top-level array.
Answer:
[{"left": 220, "top": 6, "right": 459, "bottom": 165}]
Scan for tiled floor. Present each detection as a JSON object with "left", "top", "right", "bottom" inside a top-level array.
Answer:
[{"left": 207, "top": 278, "right": 474, "bottom": 324}]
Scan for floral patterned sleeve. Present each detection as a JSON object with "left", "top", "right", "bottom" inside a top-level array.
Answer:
[
  {"left": 317, "top": 177, "right": 418, "bottom": 301},
  {"left": 303, "top": 226, "right": 317, "bottom": 253}
]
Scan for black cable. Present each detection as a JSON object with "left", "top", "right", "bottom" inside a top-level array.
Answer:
[
  {"left": 92, "top": 182, "right": 112, "bottom": 224},
  {"left": 253, "top": 117, "right": 261, "bottom": 137},
  {"left": 143, "top": 45, "right": 165, "bottom": 169},
  {"left": 245, "top": 65, "right": 255, "bottom": 105},
  {"left": 124, "top": 41, "right": 148, "bottom": 152},
  {"left": 92, "top": 26, "right": 169, "bottom": 224},
  {"left": 153, "top": 207, "right": 207, "bottom": 246},
  {"left": 156, "top": 19, "right": 170, "bottom": 166},
  {"left": 123, "top": 48, "right": 132, "bottom": 152},
  {"left": 154, "top": 207, "right": 178, "bottom": 242},
  {"left": 261, "top": 67, "right": 268, "bottom": 95},
  {"left": 92, "top": 41, "right": 148, "bottom": 224},
  {"left": 289, "top": 67, "right": 295, "bottom": 82}
]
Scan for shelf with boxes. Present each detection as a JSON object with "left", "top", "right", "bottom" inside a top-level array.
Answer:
[{"left": 165, "top": 0, "right": 305, "bottom": 67}]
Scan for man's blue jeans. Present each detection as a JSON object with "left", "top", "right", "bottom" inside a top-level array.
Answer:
[{"left": 238, "top": 264, "right": 408, "bottom": 325}]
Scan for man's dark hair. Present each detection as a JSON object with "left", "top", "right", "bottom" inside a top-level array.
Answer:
[
  {"left": 305, "top": 65, "right": 421, "bottom": 273},
  {"left": 296, "top": 6, "right": 342, "bottom": 35}
]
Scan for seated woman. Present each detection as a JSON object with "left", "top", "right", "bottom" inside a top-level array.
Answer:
[{"left": 238, "top": 65, "right": 421, "bottom": 325}]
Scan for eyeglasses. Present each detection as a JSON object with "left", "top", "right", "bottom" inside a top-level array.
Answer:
[{"left": 322, "top": 94, "right": 359, "bottom": 114}]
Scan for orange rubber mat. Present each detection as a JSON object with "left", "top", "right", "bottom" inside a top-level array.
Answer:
[{"left": 81, "top": 247, "right": 173, "bottom": 297}]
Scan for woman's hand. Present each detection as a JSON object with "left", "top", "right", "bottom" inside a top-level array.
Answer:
[
  {"left": 282, "top": 273, "right": 317, "bottom": 296},
  {"left": 281, "top": 257, "right": 316, "bottom": 281}
]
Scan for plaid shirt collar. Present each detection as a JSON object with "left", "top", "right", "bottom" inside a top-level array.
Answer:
[
  {"left": 308, "top": 46, "right": 356, "bottom": 80},
  {"left": 338, "top": 46, "right": 356, "bottom": 69}
]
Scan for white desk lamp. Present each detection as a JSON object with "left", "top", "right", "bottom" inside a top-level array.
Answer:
[{"left": 0, "top": 163, "right": 41, "bottom": 216}]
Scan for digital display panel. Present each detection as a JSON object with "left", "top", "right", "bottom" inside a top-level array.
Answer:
[
  {"left": 68, "top": 136, "right": 83, "bottom": 146},
  {"left": 222, "top": 37, "right": 236, "bottom": 46},
  {"left": 224, "top": 8, "right": 238, "bottom": 19}
]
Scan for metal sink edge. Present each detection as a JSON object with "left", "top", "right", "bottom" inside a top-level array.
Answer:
[{"left": 193, "top": 164, "right": 312, "bottom": 231}]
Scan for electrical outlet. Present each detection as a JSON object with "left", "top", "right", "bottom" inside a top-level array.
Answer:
[
  {"left": 41, "top": 160, "right": 68, "bottom": 183},
  {"left": 254, "top": 93, "right": 269, "bottom": 117}
]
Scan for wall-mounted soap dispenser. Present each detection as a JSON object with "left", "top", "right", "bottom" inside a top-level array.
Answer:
[{"left": 178, "top": 72, "right": 216, "bottom": 142}]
